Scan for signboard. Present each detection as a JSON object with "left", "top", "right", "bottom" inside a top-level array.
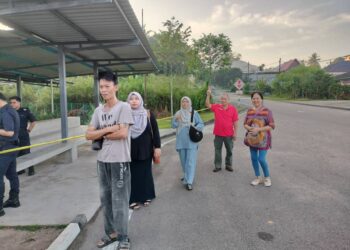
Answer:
[{"left": 234, "top": 79, "right": 245, "bottom": 90}]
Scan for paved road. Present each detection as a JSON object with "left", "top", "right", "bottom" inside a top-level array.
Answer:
[{"left": 70, "top": 100, "right": 350, "bottom": 250}]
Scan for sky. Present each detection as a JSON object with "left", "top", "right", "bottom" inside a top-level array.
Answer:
[{"left": 129, "top": 0, "right": 350, "bottom": 67}]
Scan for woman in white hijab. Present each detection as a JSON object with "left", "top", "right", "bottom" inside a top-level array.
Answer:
[
  {"left": 172, "top": 96, "right": 204, "bottom": 191},
  {"left": 127, "top": 92, "right": 161, "bottom": 209}
]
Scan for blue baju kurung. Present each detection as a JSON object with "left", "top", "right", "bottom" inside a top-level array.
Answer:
[{"left": 172, "top": 111, "right": 204, "bottom": 185}]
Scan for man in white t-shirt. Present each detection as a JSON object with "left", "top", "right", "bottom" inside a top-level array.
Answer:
[{"left": 86, "top": 71, "right": 133, "bottom": 249}]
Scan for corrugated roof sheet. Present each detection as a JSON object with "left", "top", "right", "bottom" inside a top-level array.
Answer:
[{"left": 0, "top": 0, "right": 157, "bottom": 85}]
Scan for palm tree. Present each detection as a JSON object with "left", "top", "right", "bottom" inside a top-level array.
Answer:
[{"left": 307, "top": 53, "right": 321, "bottom": 67}]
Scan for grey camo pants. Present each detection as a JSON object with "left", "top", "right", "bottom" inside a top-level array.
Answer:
[{"left": 97, "top": 161, "right": 131, "bottom": 239}]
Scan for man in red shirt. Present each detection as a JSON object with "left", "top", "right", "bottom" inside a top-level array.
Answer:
[{"left": 206, "top": 87, "right": 239, "bottom": 172}]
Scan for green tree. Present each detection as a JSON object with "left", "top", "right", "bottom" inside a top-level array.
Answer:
[
  {"left": 193, "top": 33, "right": 240, "bottom": 81},
  {"left": 307, "top": 52, "right": 321, "bottom": 68},
  {"left": 150, "top": 17, "right": 192, "bottom": 75},
  {"left": 329, "top": 82, "right": 343, "bottom": 100},
  {"left": 258, "top": 64, "right": 265, "bottom": 71},
  {"left": 212, "top": 68, "right": 242, "bottom": 89},
  {"left": 243, "top": 82, "right": 250, "bottom": 95},
  {"left": 272, "top": 65, "right": 336, "bottom": 99},
  {"left": 255, "top": 80, "right": 272, "bottom": 94}
]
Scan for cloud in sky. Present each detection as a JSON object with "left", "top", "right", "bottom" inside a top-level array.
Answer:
[{"left": 130, "top": 0, "right": 350, "bottom": 65}]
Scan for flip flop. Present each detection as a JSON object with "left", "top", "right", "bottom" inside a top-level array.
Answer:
[
  {"left": 129, "top": 203, "right": 141, "bottom": 210},
  {"left": 96, "top": 235, "right": 117, "bottom": 248},
  {"left": 143, "top": 200, "right": 152, "bottom": 207}
]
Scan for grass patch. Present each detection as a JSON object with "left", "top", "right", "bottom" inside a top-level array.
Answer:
[{"left": 0, "top": 224, "right": 67, "bottom": 232}]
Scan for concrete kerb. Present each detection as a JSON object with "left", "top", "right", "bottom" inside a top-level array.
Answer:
[{"left": 286, "top": 101, "right": 350, "bottom": 111}]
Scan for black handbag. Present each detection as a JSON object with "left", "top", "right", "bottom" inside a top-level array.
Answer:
[
  {"left": 189, "top": 109, "right": 203, "bottom": 143},
  {"left": 92, "top": 138, "right": 103, "bottom": 151}
]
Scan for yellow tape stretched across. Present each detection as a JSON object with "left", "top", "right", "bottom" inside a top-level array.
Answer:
[
  {"left": 0, "top": 108, "right": 210, "bottom": 155},
  {"left": 0, "top": 135, "right": 85, "bottom": 155},
  {"left": 157, "top": 108, "right": 209, "bottom": 121}
]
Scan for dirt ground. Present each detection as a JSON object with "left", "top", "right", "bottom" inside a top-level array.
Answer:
[{"left": 0, "top": 228, "right": 63, "bottom": 250}]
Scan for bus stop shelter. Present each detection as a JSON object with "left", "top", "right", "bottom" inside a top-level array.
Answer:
[{"left": 0, "top": 0, "right": 157, "bottom": 139}]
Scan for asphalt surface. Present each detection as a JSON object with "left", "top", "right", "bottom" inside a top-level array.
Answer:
[{"left": 70, "top": 100, "right": 350, "bottom": 250}]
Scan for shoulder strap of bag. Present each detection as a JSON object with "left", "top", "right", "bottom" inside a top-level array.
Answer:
[{"left": 190, "top": 108, "right": 194, "bottom": 124}]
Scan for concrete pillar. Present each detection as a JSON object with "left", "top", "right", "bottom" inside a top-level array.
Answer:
[
  {"left": 58, "top": 46, "right": 68, "bottom": 139},
  {"left": 16, "top": 75, "right": 22, "bottom": 99},
  {"left": 93, "top": 62, "right": 100, "bottom": 107}
]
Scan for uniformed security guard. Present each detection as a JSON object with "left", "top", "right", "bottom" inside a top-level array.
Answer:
[
  {"left": 9, "top": 96, "right": 36, "bottom": 176},
  {"left": 0, "top": 92, "right": 20, "bottom": 217}
]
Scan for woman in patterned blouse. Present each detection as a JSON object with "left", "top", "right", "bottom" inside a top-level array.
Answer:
[{"left": 243, "top": 92, "right": 275, "bottom": 187}]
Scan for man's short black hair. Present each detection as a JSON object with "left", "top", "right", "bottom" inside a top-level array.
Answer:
[
  {"left": 0, "top": 92, "right": 7, "bottom": 101},
  {"left": 98, "top": 71, "right": 118, "bottom": 85},
  {"left": 9, "top": 96, "right": 21, "bottom": 102}
]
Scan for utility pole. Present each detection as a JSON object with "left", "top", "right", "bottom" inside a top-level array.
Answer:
[
  {"left": 144, "top": 74, "right": 147, "bottom": 107},
  {"left": 278, "top": 58, "right": 281, "bottom": 73}
]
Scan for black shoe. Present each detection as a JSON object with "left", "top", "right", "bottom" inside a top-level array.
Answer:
[
  {"left": 213, "top": 168, "right": 222, "bottom": 172},
  {"left": 0, "top": 209, "right": 5, "bottom": 217},
  {"left": 225, "top": 166, "right": 233, "bottom": 172},
  {"left": 186, "top": 184, "right": 193, "bottom": 191},
  {"left": 3, "top": 199, "right": 20, "bottom": 208},
  {"left": 18, "top": 170, "right": 25, "bottom": 175}
]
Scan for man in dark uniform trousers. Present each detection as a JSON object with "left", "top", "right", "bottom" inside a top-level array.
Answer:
[
  {"left": 9, "top": 96, "right": 36, "bottom": 176},
  {"left": 0, "top": 92, "right": 20, "bottom": 217}
]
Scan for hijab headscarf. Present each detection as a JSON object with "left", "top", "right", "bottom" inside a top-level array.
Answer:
[
  {"left": 127, "top": 92, "right": 148, "bottom": 139},
  {"left": 174, "top": 96, "right": 192, "bottom": 133}
]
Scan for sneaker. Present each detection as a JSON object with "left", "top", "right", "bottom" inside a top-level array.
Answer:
[
  {"left": 251, "top": 177, "right": 263, "bottom": 186},
  {"left": 3, "top": 199, "right": 20, "bottom": 208},
  {"left": 186, "top": 184, "right": 193, "bottom": 191},
  {"left": 213, "top": 168, "right": 222, "bottom": 172},
  {"left": 264, "top": 177, "right": 272, "bottom": 187},
  {"left": 0, "top": 209, "right": 5, "bottom": 217}
]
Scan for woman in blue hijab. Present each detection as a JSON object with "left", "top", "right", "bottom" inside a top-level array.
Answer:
[{"left": 172, "top": 96, "right": 204, "bottom": 191}]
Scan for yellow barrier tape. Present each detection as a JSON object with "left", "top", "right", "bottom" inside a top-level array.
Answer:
[
  {"left": 0, "top": 108, "right": 210, "bottom": 155},
  {"left": 157, "top": 108, "right": 209, "bottom": 121},
  {"left": 0, "top": 135, "right": 85, "bottom": 155}
]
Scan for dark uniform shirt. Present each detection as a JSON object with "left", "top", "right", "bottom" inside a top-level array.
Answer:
[
  {"left": 17, "top": 107, "right": 36, "bottom": 142},
  {"left": 0, "top": 104, "right": 20, "bottom": 147}
]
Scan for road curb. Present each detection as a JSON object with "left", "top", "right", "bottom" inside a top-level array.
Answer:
[
  {"left": 285, "top": 101, "right": 350, "bottom": 111},
  {"left": 47, "top": 222, "right": 81, "bottom": 250}
]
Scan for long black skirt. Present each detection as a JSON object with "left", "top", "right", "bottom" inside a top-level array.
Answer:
[{"left": 129, "top": 157, "right": 156, "bottom": 204}]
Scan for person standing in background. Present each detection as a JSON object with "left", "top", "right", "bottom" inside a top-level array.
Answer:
[{"left": 9, "top": 96, "right": 36, "bottom": 176}]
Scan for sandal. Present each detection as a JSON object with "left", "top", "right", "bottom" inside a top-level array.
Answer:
[
  {"left": 129, "top": 203, "right": 141, "bottom": 210},
  {"left": 143, "top": 200, "right": 152, "bottom": 207},
  {"left": 96, "top": 235, "right": 117, "bottom": 248},
  {"left": 117, "top": 239, "right": 131, "bottom": 250}
]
